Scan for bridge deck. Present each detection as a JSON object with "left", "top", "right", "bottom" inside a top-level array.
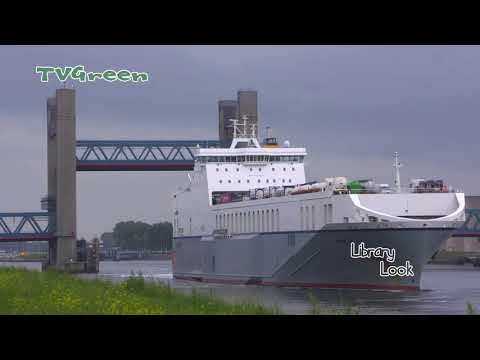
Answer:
[{"left": 76, "top": 140, "right": 220, "bottom": 171}]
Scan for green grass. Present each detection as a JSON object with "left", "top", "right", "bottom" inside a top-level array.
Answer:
[
  {"left": 466, "top": 302, "right": 478, "bottom": 315},
  {"left": 0, "top": 267, "right": 277, "bottom": 315}
]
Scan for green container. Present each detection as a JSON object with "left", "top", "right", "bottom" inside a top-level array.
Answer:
[{"left": 347, "top": 180, "right": 363, "bottom": 194}]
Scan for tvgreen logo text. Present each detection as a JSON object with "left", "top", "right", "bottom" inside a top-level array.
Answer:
[{"left": 35, "top": 65, "right": 149, "bottom": 83}]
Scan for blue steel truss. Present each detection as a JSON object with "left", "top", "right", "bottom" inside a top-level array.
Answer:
[
  {"left": 0, "top": 212, "right": 54, "bottom": 241},
  {"left": 76, "top": 140, "right": 222, "bottom": 171},
  {"left": 453, "top": 209, "right": 480, "bottom": 237}
]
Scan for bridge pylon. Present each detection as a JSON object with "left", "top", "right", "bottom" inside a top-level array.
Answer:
[{"left": 44, "top": 88, "right": 79, "bottom": 271}]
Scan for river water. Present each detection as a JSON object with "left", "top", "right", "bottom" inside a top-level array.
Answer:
[{"left": 1, "top": 260, "right": 479, "bottom": 314}]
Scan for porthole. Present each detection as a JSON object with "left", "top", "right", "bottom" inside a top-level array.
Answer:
[
  {"left": 283, "top": 168, "right": 286, "bottom": 171},
  {"left": 266, "top": 179, "right": 269, "bottom": 183},
  {"left": 282, "top": 179, "right": 285, "bottom": 183},
  {"left": 238, "top": 180, "right": 241, "bottom": 183},
  {"left": 236, "top": 168, "right": 239, "bottom": 172},
  {"left": 289, "top": 179, "right": 292, "bottom": 183},
  {"left": 292, "top": 168, "right": 295, "bottom": 171},
  {"left": 247, "top": 180, "right": 250, "bottom": 183},
  {"left": 250, "top": 168, "right": 253, "bottom": 171},
  {"left": 228, "top": 180, "right": 231, "bottom": 183},
  {"left": 225, "top": 168, "right": 228, "bottom": 172},
  {"left": 272, "top": 168, "right": 275, "bottom": 171},
  {"left": 259, "top": 168, "right": 262, "bottom": 172},
  {"left": 216, "top": 168, "right": 219, "bottom": 172},
  {"left": 258, "top": 179, "right": 261, "bottom": 183}
]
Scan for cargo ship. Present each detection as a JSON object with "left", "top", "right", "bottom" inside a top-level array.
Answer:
[{"left": 172, "top": 117, "right": 465, "bottom": 290}]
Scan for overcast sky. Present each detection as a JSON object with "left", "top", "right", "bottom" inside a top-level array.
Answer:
[{"left": 1, "top": 45, "right": 479, "bottom": 239}]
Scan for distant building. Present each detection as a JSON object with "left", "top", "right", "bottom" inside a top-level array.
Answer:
[
  {"left": 237, "top": 90, "right": 258, "bottom": 138},
  {"left": 218, "top": 100, "right": 238, "bottom": 147},
  {"left": 218, "top": 90, "right": 258, "bottom": 146},
  {"left": 0, "top": 241, "right": 48, "bottom": 253},
  {"left": 441, "top": 195, "right": 480, "bottom": 252},
  {"left": 100, "top": 232, "right": 115, "bottom": 250}
]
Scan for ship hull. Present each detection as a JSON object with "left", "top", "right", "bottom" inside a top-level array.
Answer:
[{"left": 173, "top": 224, "right": 456, "bottom": 291}]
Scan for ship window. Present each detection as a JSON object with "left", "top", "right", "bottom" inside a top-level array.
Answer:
[
  {"left": 236, "top": 168, "right": 239, "bottom": 172},
  {"left": 257, "top": 211, "right": 261, "bottom": 232},
  {"left": 266, "top": 179, "right": 269, "bottom": 183},
  {"left": 219, "top": 180, "right": 222, "bottom": 184},
  {"left": 271, "top": 209, "right": 275, "bottom": 232},
  {"left": 276, "top": 209, "right": 280, "bottom": 231},
  {"left": 266, "top": 210, "right": 270, "bottom": 232},
  {"left": 258, "top": 179, "right": 261, "bottom": 183},
  {"left": 344, "top": 217, "right": 349, "bottom": 223},
  {"left": 262, "top": 210, "right": 265, "bottom": 232},
  {"left": 272, "top": 168, "right": 275, "bottom": 171},
  {"left": 289, "top": 179, "right": 292, "bottom": 183},
  {"left": 228, "top": 180, "right": 231, "bottom": 183},
  {"left": 259, "top": 168, "right": 262, "bottom": 172},
  {"left": 225, "top": 168, "right": 228, "bottom": 172},
  {"left": 247, "top": 180, "right": 250, "bottom": 183},
  {"left": 282, "top": 179, "right": 285, "bottom": 183},
  {"left": 283, "top": 168, "right": 286, "bottom": 171},
  {"left": 300, "top": 206, "right": 304, "bottom": 230},
  {"left": 273, "top": 179, "right": 276, "bottom": 183},
  {"left": 312, "top": 206, "right": 315, "bottom": 230},
  {"left": 306, "top": 206, "right": 310, "bottom": 230},
  {"left": 250, "top": 168, "right": 253, "bottom": 171},
  {"left": 238, "top": 180, "right": 241, "bottom": 183},
  {"left": 216, "top": 168, "right": 219, "bottom": 172},
  {"left": 292, "top": 168, "right": 295, "bottom": 171}
]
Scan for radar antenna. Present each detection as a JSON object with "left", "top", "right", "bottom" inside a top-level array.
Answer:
[
  {"left": 250, "top": 123, "right": 257, "bottom": 138},
  {"left": 230, "top": 115, "right": 249, "bottom": 138},
  {"left": 393, "top": 152, "right": 403, "bottom": 193}
]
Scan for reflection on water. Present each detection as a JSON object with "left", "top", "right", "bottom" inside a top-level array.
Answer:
[{"left": 1, "top": 260, "right": 479, "bottom": 314}]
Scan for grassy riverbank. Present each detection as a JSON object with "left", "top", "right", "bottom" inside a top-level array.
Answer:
[{"left": 0, "top": 267, "right": 278, "bottom": 315}]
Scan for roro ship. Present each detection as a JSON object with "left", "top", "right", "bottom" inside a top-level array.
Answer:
[{"left": 172, "top": 118, "right": 465, "bottom": 291}]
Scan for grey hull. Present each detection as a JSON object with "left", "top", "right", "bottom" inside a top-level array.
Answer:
[{"left": 173, "top": 224, "right": 456, "bottom": 290}]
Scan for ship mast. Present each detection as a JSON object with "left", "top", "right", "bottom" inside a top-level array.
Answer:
[
  {"left": 229, "top": 115, "right": 249, "bottom": 138},
  {"left": 393, "top": 152, "right": 403, "bottom": 193}
]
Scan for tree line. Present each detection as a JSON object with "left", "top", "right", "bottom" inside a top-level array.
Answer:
[{"left": 112, "top": 221, "right": 173, "bottom": 251}]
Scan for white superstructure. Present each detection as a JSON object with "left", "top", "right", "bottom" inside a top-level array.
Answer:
[{"left": 173, "top": 118, "right": 465, "bottom": 239}]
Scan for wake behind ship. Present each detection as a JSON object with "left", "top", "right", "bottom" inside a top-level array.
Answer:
[{"left": 172, "top": 117, "right": 465, "bottom": 291}]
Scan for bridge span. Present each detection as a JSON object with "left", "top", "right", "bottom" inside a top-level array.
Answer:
[{"left": 76, "top": 140, "right": 221, "bottom": 171}]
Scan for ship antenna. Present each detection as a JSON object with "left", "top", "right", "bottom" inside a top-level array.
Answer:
[
  {"left": 241, "top": 114, "right": 248, "bottom": 137},
  {"left": 250, "top": 123, "right": 257, "bottom": 138},
  {"left": 229, "top": 118, "right": 239, "bottom": 138},
  {"left": 393, "top": 152, "right": 403, "bottom": 193}
]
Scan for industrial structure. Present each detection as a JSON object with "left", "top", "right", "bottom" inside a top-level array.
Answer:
[{"left": 218, "top": 90, "right": 258, "bottom": 146}]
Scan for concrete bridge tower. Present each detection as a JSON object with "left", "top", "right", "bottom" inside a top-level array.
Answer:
[{"left": 45, "top": 88, "right": 77, "bottom": 270}]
